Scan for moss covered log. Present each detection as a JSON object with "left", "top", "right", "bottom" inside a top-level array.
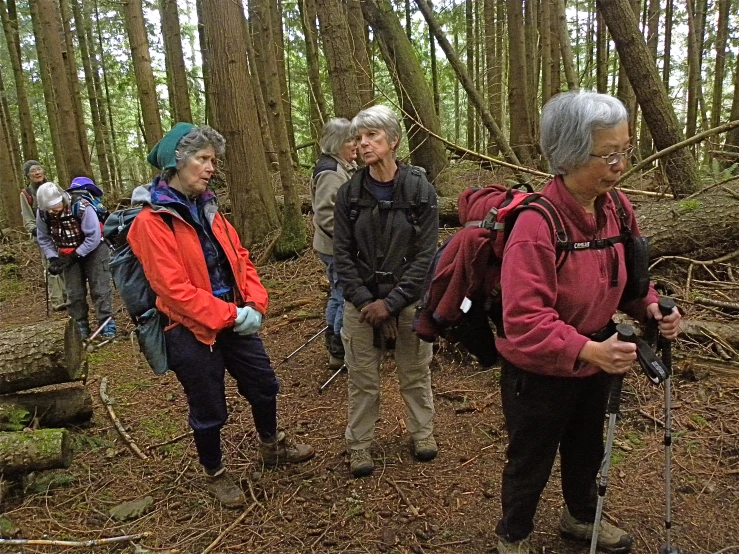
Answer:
[{"left": 0, "top": 428, "right": 72, "bottom": 475}]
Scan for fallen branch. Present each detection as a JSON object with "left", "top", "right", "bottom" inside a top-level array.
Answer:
[
  {"left": 201, "top": 502, "right": 257, "bottom": 554},
  {"left": 99, "top": 377, "right": 148, "bottom": 460},
  {"left": 385, "top": 478, "right": 420, "bottom": 517},
  {"left": 147, "top": 431, "right": 193, "bottom": 451},
  {"left": 0, "top": 532, "right": 151, "bottom": 547},
  {"left": 694, "top": 297, "right": 739, "bottom": 312}
]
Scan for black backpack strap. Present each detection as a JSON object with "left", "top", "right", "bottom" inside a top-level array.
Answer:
[
  {"left": 402, "top": 165, "right": 429, "bottom": 235},
  {"left": 348, "top": 169, "right": 370, "bottom": 224},
  {"left": 608, "top": 189, "right": 632, "bottom": 236},
  {"left": 517, "top": 195, "right": 571, "bottom": 269}
]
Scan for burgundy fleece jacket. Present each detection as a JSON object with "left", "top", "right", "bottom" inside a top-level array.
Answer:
[{"left": 495, "top": 177, "right": 658, "bottom": 378}]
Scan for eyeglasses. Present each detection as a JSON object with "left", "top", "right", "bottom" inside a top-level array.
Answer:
[{"left": 589, "top": 146, "right": 635, "bottom": 165}]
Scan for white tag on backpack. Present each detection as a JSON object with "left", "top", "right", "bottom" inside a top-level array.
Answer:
[{"left": 460, "top": 297, "right": 472, "bottom": 313}]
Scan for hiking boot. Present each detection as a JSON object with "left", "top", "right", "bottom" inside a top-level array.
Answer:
[
  {"left": 100, "top": 320, "right": 117, "bottom": 339},
  {"left": 326, "top": 330, "right": 344, "bottom": 370},
  {"left": 349, "top": 448, "right": 374, "bottom": 477},
  {"left": 328, "top": 354, "right": 344, "bottom": 370},
  {"left": 497, "top": 535, "right": 531, "bottom": 554},
  {"left": 259, "top": 430, "right": 315, "bottom": 466},
  {"left": 77, "top": 321, "right": 90, "bottom": 340},
  {"left": 559, "top": 507, "right": 634, "bottom": 554},
  {"left": 52, "top": 302, "right": 67, "bottom": 312},
  {"left": 413, "top": 434, "right": 439, "bottom": 461},
  {"left": 203, "top": 465, "right": 246, "bottom": 508}
]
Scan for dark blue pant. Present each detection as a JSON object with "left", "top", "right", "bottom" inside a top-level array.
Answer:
[
  {"left": 495, "top": 361, "right": 610, "bottom": 542},
  {"left": 165, "top": 325, "right": 280, "bottom": 470}
]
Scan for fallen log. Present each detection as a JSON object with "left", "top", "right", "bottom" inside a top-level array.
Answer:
[
  {"left": 0, "top": 386, "right": 93, "bottom": 430},
  {"left": 0, "top": 428, "right": 72, "bottom": 475},
  {"left": 0, "top": 319, "right": 84, "bottom": 394},
  {"left": 679, "top": 319, "right": 739, "bottom": 350}
]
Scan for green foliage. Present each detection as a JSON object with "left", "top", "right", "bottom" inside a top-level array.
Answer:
[
  {"left": 677, "top": 200, "right": 702, "bottom": 213},
  {"left": 0, "top": 406, "right": 31, "bottom": 432}
]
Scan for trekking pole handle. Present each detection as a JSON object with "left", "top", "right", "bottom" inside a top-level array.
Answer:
[
  {"left": 658, "top": 297, "right": 676, "bottom": 371},
  {"left": 609, "top": 324, "right": 636, "bottom": 414},
  {"left": 658, "top": 297, "right": 676, "bottom": 319}
]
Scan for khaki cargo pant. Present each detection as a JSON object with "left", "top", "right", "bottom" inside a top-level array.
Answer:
[{"left": 342, "top": 302, "right": 434, "bottom": 450}]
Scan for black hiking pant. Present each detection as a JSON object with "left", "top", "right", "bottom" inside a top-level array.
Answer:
[{"left": 495, "top": 360, "right": 611, "bottom": 542}]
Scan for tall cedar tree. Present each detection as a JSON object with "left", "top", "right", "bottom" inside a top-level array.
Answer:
[
  {"left": 122, "top": 0, "right": 163, "bottom": 149},
  {"left": 315, "top": 0, "right": 363, "bottom": 119},
  {"left": 0, "top": 106, "right": 23, "bottom": 228},
  {"left": 160, "top": 0, "right": 193, "bottom": 123},
  {"left": 505, "top": 0, "right": 534, "bottom": 164},
  {"left": 0, "top": 71, "right": 23, "bottom": 191},
  {"left": 639, "top": 0, "right": 660, "bottom": 160},
  {"left": 0, "top": 0, "right": 38, "bottom": 161},
  {"left": 198, "top": 0, "right": 280, "bottom": 246},
  {"left": 250, "top": 0, "right": 306, "bottom": 258},
  {"left": 361, "top": 0, "right": 447, "bottom": 184},
  {"left": 345, "top": 0, "right": 373, "bottom": 107},
  {"left": 597, "top": 0, "right": 698, "bottom": 196},
  {"left": 298, "top": 0, "right": 328, "bottom": 160}
]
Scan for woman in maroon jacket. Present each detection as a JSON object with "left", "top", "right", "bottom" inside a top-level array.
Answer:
[{"left": 494, "top": 91, "right": 681, "bottom": 554}]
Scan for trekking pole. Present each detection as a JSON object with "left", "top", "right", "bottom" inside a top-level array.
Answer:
[
  {"left": 277, "top": 325, "right": 328, "bottom": 367},
  {"left": 44, "top": 265, "right": 50, "bottom": 318},
  {"left": 318, "top": 364, "right": 347, "bottom": 393},
  {"left": 657, "top": 297, "right": 681, "bottom": 554},
  {"left": 590, "top": 323, "right": 634, "bottom": 554}
]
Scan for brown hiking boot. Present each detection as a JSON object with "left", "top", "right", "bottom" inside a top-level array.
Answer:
[
  {"left": 413, "top": 434, "right": 439, "bottom": 461},
  {"left": 349, "top": 448, "right": 374, "bottom": 477},
  {"left": 259, "top": 430, "right": 315, "bottom": 466},
  {"left": 497, "top": 535, "right": 531, "bottom": 554},
  {"left": 559, "top": 507, "right": 634, "bottom": 554},
  {"left": 204, "top": 466, "right": 246, "bottom": 508}
]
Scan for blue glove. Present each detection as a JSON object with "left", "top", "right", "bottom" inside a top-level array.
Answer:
[{"left": 234, "top": 306, "right": 262, "bottom": 335}]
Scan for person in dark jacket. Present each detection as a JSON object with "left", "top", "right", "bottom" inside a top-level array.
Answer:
[
  {"left": 127, "top": 123, "right": 314, "bottom": 508},
  {"left": 494, "top": 91, "right": 681, "bottom": 554},
  {"left": 333, "top": 105, "right": 439, "bottom": 478},
  {"left": 36, "top": 181, "right": 115, "bottom": 339},
  {"left": 310, "top": 118, "right": 358, "bottom": 370}
]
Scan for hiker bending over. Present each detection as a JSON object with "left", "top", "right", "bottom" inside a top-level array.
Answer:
[
  {"left": 310, "top": 118, "right": 358, "bottom": 370},
  {"left": 19, "top": 160, "right": 66, "bottom": 311},
  {"left": 494, "top": 91, "right": 681, "bottom": 554},
  {"left": 127, "top": 123, "right": 314, "bottom": 508},
  {"left": 333, "top": 105, "right": 439, "bottom": 478},
  {"left": 35, "top": 180, "right": 115, "bottom": 339}
]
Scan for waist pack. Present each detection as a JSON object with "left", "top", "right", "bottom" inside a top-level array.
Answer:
[
  {"left": 412, "top": 185, "right": 649, "bottom": 366},
  {"left": 103, "top": 202, "right": 174, "bottom": 374}
]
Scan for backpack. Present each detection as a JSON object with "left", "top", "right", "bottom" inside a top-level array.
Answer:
[
  {"left": 70, "top": 191, "right": 110, "bottom": 226},
  {"left": 412, "top": 184, "right": 639, "bottom": 367},
  {"left": 103, "top": 203, "right": 174, "bottom": 375}
]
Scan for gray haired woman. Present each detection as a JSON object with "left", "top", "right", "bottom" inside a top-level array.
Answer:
[
  {"left": 332, "top": 105, "right": 439, "bottom": 478},
  {"left": 310, "top": 118, "right": 358, "bottom": 370},
  {"left": 127, "top": 123, "right": 314, "bottom": 509},
  {"left": 494, "top": 91, "right": 681, "bottom": 554}
]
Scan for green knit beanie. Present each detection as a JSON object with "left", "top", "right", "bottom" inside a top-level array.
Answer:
[{"left": 147, "top": 122, "right": 197, "bottom": 170}]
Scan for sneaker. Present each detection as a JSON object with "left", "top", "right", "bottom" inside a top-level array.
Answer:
[
  {"left": 349, "top": 448, "right": 374, "bottom": 477},
  {"left": 259, "top": 430, "right": 315, "bottom": 466},
  {"left": 559, "top": 507, "right": 634, "bottom": 554},
  {"left": 100, "top": 320, "right": 117, "bottom": 339},
  {"left": 497, "top": 535, "right": 531, "bottom": 554},
  {"left": 413, "top": 434, "right": 439, "bottom": 461},
  {"left": 204, "top": 465, "right": 246, "bottom": 508}
]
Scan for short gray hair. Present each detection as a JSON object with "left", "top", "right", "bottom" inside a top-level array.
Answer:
[
  {"left": 350, "top": 105, "right": 403, "bottom": 152},
  {"left": 540, "top": 90, "right": 628, "bottom": 175},
  {"left": 319, "top": 118, "right": 353, "bottom": 155},
  {"left": 163, "top": 125, "right": 226, "bottom": 181}
]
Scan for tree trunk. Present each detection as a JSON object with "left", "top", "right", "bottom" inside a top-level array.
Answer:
[
  {"left": 685, "top": 0, "right": 707, "bottom": 139},
  {"left": 416, "top": 0, "right": 520, "bottom": 169},
  {"left": 725, "top": 49, "right": 739, "bottom": 156},
  {"left": 638, "top": 0, "right": 659, "bottom": 161},
  {"left": 505, "top": 0, "right": 534, "bottom": 165},
  {"left": 160, "top": 0, "right": 192, "bottom": 124},
  {"left": 195, "top": 0, "right": 212, "bottom": 125},
  {"left": 242, "top": 14, "right": 279, "bottom": 170},
  {"left": 271, "top": 0, "right": 297, "bottom": 160},
  {"left": 483, "top": 0, "right": 498, "bottom": 155},
  {"left": 58, "top": 0, "right": 92, "bottom": 175},
  {"left": 299, "top": 0, "right": 328, "bottom": 161},
  {"left": 199, "top": 0, "right": 281, "bottom": 247},
  {"left": 0, "top": 428, "right": 72, "bottom": 475},
  {"left": 428, "top": 0, "right": 439, "bottom": 116},
  {"left": 524, "top": 0, "right": 538, "bottom": 141},
  {"left": 556, "top": 0, "right": 577, "bottom": 90},
  {"left": 345, "top": 0, "right": 372, "bottom": 108},
  {"left": 71, "top": 0, "right": 111, "bottom": 190},
  {"left": 465, "top": 0, "right": 474, "bottom": 149},
  {"left": 597, "top": 0, "right": 698, "bottom": 197},
  {"left": 662, "top": 0, "right": 672, "bottom": 93},
  {"left": 250, "top": 0, "right": 306, "bottom": 258},
  {"left": 540, "top": 0, "right": 552, "bottom": 105},
  {"left": 315, "top": 0, "right": 362, "bottom": 119},
  {"left": 0, "top": 386, "right": 93, "bottom": 430},
  {"left": 362, "top": 0, "right": 447, "bottom": 184},
  {"left": 0, "top": 318, "right": 84, "bottom": 395},
  {"left": 548, "top": 0, "right": 561, "bottom": 100},
  {"left": 122, "top": 0, "right": 163, "bottom": 150},
  {"left": 0, "top": 0, "right": 38, "bottom": 162},
  {"left": 0, "top": 104, "right": 23, "bottom": 229},
  {"left": 595, "top": 10, "right": 607, "bottom": 94},
  {"left": 0, "top": 71, "right": 22, "bottom": 192},
  {"left": 711, "top": 0, "right": 730, "bottom": 131}
]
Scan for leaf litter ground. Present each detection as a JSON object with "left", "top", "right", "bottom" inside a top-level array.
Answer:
[{"left": 0, "top": 237, "right": 737, "bottom": 554}]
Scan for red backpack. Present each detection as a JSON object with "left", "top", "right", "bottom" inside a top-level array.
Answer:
[{"left": 412, "top": 183, "right": 631, "bottom": 367}]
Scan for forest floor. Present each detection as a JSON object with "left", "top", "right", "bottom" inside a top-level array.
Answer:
[{"left": 0, "top": 171, "right": 738, "bottom": 554}]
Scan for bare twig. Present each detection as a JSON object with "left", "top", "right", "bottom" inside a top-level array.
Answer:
[
  {"left": 99, "top": 377, "right": 148, "bottom": 460},
  {"left": 147, "top": 431, "right": 193, "bottom": 451},
  {"left": 385, "top": 478, "right": 420, "bottom": 517},
  {"left": 0, "top": 532, "right": 151, "bottom": 547},
  {"left": 695, "top": 297, "right": 739, "bottom": 312},
  {"left": 201, "top": 502, "right": 258, "bottom": 554}
]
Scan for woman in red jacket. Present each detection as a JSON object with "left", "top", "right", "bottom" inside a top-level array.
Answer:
[
  {"left": 128, "top": 123, "right": 314, "bottom": 508},
  {"left": 494, "top": 91, "right": 681, "bottom": 554}
]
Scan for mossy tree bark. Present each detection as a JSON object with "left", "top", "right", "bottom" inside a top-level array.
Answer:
[
  {"left": 0, "top": 428, "right": 72, "bottom": 475},
  {"left": 0, "top": 386, "right": 93, "bottom": 430}
]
